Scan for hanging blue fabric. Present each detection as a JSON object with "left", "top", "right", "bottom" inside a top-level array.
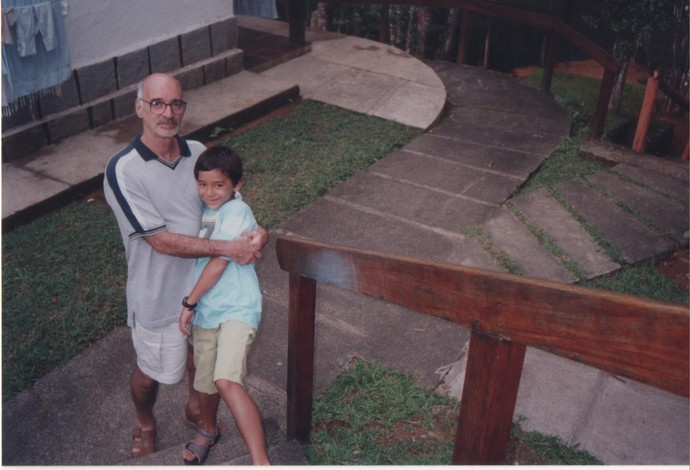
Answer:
[
  {"left": 2, "top": 0, "right": 71, "bottom": 110},
  {"left": 234, "top": 0, "right": 277, "bottom": 19}
]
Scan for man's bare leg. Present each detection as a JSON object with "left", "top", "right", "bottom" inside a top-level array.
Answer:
[{"left": 130, "top": 366, "right": 158, "bottom": 457}]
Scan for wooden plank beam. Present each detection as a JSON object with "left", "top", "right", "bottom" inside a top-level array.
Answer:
[{"left": 276, "top": 236, "right": 689, "bottom": 398}]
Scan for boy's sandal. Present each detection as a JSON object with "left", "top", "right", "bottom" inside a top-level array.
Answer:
[
  {"left": 183, "top": 428, "right": 221, "bottom": 465},
  {"left": 130, "top": 425, "right": 156, "bottom": 459}
]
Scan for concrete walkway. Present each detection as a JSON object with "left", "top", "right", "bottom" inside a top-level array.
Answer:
[{"left": 2, "top": 18, "right": 688, "bottom": 465}]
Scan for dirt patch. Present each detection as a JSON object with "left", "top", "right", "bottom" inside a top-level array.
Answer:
[
  {"left": 512, "top": 59, "right": 648, "bottom": 87},
  {"left": 656, "top": 249, "right": 689, "bottom": 292}
]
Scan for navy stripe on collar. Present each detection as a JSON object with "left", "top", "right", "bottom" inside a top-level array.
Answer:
[{"left": 132, "top": 135, "right": 192, "bottom": 161}]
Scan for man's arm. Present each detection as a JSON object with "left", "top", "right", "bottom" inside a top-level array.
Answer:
[{"left": 146, "top": 225, "right": 268, "bottom": 265}]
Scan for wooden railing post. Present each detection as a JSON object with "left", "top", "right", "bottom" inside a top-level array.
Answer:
[
  {"left": 482, "top": 16, "right": 492, "bottom": 69},
  {"left": 457, "top": 8, "right": 470, "bottom": 64},
  {"left": 286, "top": 273, "right": 317, "bottom": 442},
  {"left": 591, "top": 67, "right": 617, "bottom": 138},
  {"left": 378, "top": 3, "right": 390, "bottom": 44},
  {"left": 541, "top": 28, "right": 559, "bottom": 95},
  {"left": 288, "top": 0, "right": 307, "bottom": 45},
  {"left": 632, "top": 70, "right": 660, "bottom": 153},
  {"left": 453, "top": 330, "right": 527, "bottom": 464}
]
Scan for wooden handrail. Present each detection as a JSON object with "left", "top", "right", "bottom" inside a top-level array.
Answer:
[{"left": 276, "top": 235, "right": 689, "bottom": 463}]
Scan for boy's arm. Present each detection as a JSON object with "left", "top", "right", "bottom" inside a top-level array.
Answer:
[
  {"left": 146, "top": 225, "right": 267, "bottom": 265},
  {"left": 179, "top": 257, "right": 229, "bottom": 335}
]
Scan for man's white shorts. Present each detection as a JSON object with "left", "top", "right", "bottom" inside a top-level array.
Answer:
[{"left": 131, "top": 320, "right": 187, "bottom": 384}]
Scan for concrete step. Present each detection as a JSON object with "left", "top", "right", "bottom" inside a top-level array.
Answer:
[
  {"left": 509, "top": 188, "right": 620, "bottom": 279},
  {"left": 481, "top": 208, "right": 578, "bottom": 283},
  {"left": 586, "top": 171, "right": 689, "bottom": 244},
  {"left": 119, "top": 417, "right": 306, "bottom": 465},
  {"left": 0, "top": 324, "right": 291, "bottom": 466},
  {"left": 555, "top": 178, "right": 677, "bottom": 264}
]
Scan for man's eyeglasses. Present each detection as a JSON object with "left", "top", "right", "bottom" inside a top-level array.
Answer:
[{"left": 139, "top": 98, "right": 187, "bottom": 115}]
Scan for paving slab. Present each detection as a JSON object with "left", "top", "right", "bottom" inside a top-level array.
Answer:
[
  {"left": 405, "top": 134, "right": 546, "bottom": 181},
  {"left": 610, "top": 162, "right": 690, "bottom": 202},
  {"left": 369, "top": 148, "right": 518, "bottom": 206},
  {"left": 482, "top": 209, "right": 577, "bottom": 283},
  {"left": 261, "top": 35, "right": 446, "bottom": 130},
  {"left": 580, "top": 138, "right": 689, "bottom": 182},
  {"left": 556, "top": 178, "right": 676, "bottom": 263},
  {"left": 367, "top": 147, "right": 500, "bottom": 207},
  {"left": 310, "top": 36, "right": 445, "bottom": 87},
  {"left": 181, "top": 70, "right": 299, "bottom": 134},
  {"left": 587, "top": 171, "right": 689, "bottom": 244},
  {"left": 448, "top": 105, "right": 571, "bottom": 136},
  {"left": 509, "top": 188, "right": 620, "bottom": 278},
  {"left": 572, "top": 373, "right": 689, "bottom": 465},
  {"left": 1, "top": 165, "right": 70, "bottom": 218},
  {"left": 327, "top": 171, "right": 493, "bottom": 233},
  {"left": 278, "top": 197, "right": 501, "bottom": 269},
  {"left": 428, "top": 62, "right": 569, "bottom": 122},
  {"left": 431, "top": 120, "right": 567, "bottom": 156},
  {"left": 514, "top": 348, "right": 605, "bottom": 444}
]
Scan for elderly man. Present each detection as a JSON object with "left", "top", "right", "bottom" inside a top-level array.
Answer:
[{"left": 104, "top": 73, "right": 267, "bottom": 458}]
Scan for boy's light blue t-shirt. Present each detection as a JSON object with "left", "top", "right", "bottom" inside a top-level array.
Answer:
[{"left": 193, "top": 194, "right": 262, "bottom": 330}]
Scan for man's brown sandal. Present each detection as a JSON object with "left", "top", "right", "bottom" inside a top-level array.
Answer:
[{"left": 130, "top": 425, "right": 156, "bottom": 459}]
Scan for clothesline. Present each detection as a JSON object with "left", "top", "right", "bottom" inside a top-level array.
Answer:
[{"left": 2, "top": 0, "right": 71, "bottom": 114}]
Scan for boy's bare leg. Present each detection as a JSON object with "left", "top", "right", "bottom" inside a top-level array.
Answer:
[
  {"left": 184, "top": 343, "right": 202, "bottom": 426},
  {"left": 183, "top": 391, "right": 221, "bottom": 462},
  {"left": 216, "top": 379, "right": 270, "bottom": 465}
]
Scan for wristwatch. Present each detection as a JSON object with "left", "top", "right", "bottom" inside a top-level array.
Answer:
[{"left": 182, "top": 296, "right": 197, "bottom": 310}]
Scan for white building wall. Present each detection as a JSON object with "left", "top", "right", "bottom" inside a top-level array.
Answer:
[{"left": 64, "top": 0, "right": 234, "bottom": 69}]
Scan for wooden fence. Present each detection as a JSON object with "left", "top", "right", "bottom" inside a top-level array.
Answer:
[{"left": 276, "top": 235, "right": 689, "bottom": 464}]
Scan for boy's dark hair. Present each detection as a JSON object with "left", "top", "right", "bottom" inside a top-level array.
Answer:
[{"left": 194, "top": 146, "right": 243, "bottom": 185}]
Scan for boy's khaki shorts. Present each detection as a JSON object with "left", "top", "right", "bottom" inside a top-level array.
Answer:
[
  {"left": 192, "top": 320, "right": 255, "bottom": 395},
  {"left": 131, "top": 320, "right": 187, "bottom": 385}
]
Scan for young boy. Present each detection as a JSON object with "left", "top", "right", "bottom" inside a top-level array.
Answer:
[{"left": 179, "top": 146, "right": 270, "bottom": 465}]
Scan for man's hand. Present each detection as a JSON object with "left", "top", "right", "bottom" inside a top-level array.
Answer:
[{"left": 248, "top": 226, "right": 268, "bottom": 250}]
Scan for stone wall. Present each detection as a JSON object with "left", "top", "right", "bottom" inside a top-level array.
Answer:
[{"left": 2, "top": 17, "right": 241, "bottom": 162}]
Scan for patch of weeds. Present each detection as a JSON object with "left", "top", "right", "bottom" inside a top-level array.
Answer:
[
  {"left": 580, "top": 262, "right": 688, "bottom": 305},
  {"left": 305, "top": 359, "right": 603, "bottom": 465},
  {"left": 511, "top": 418, "right": 603, "bottom": 465},
  {"left": 514, "top": 137, "right": 604, "bottom": 196},
  {"left": 306, "top": 358, "right": 457, "bottom": 465},
  {"left": 507, "top": 205, "right": 587, "bottom": 280},
  {"left": 465, "top": 225, "right": 524, "bottom": 275},
  {"left": 609, "top": 169, "right": 689, "bottom": 206},
  {"left": 548, "top": 187, "right": 626, "bottom": 265}
]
